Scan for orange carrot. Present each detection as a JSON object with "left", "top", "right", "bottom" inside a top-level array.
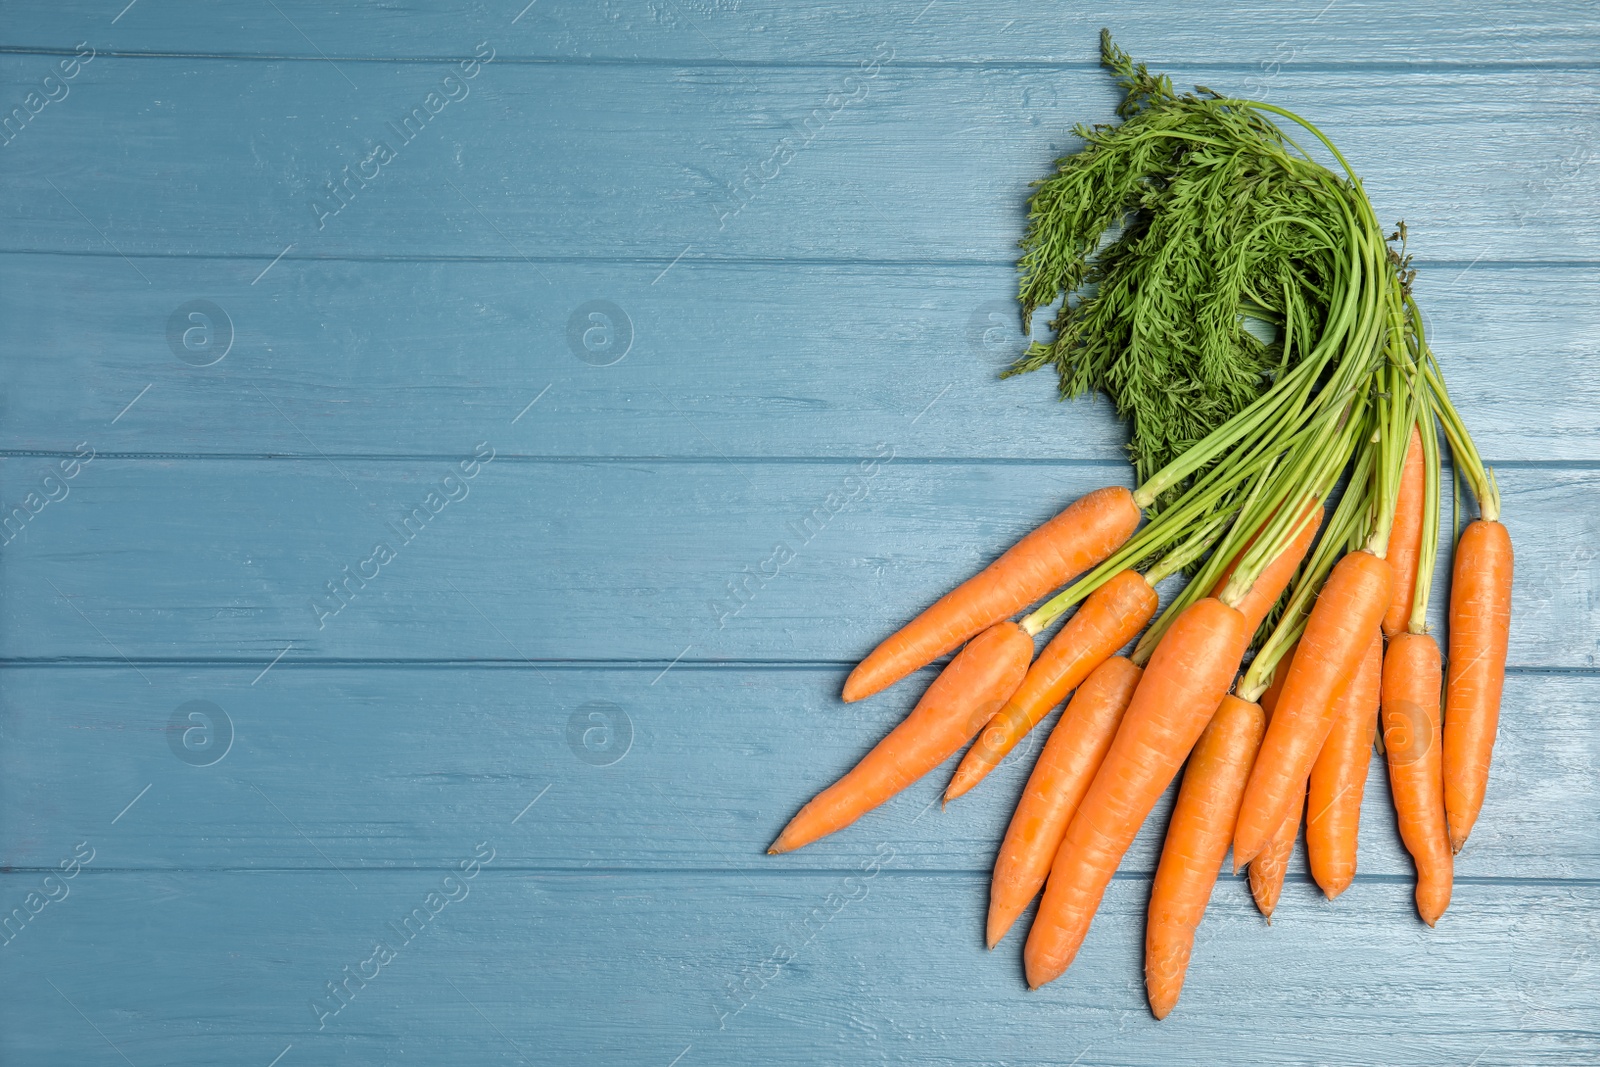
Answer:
[
  {"left": 986, "top": 655, "right": 1142, "bottom": 948},
  {"left": 1246, "top": 639, "right": 1319, "bottom": 918},
  {"left": 1145, "top": 695, "right": 1264, "bottom": 1019},
  {"left": 1306, "top": 631, "right": 1382, "bottom": 899},
  {"left": 772, "top": 622, "right": 1033, "bottom": 853},
  {"left": 1233, "top": 550, "right": 1392, "bottom": 868},
  {"left": 1381, "top": 427, "right": 1426, "bottom": 638},
  {"left": 948, "top": 570, "right": 1156, "bottom": 802},
  {"left": 842, "top": 487, "right": 1140, "bottom": 702},
  {"left": 1248, "top": 783, "right": 1303, "bottom": 920},
  {"left": 1024, "top": 597, "right": 1252, "bottom": 988},
  {"left": 1382, "top": 631, "right": 1452, "bottom": 925},
  {"left": 1212, "top": 502, "right": 1324, "bottom": 632},
  {"left": 1443, "top": 519, "right": 1514, "bottom": 852}
]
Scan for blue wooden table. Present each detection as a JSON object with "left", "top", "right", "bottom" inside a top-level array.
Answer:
[{"left": 2, "top": 2, "right": 1598, "bottom": 1063}]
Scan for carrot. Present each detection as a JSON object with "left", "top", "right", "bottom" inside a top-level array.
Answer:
[
  {"left": 1233, "top": 549, "right": 1392, "bottom": 868},
  {"left": 1247, "top": 783, "right": 1303, "bottom": 920},
  {"left": 1211, "top": 501, "right": 1324, "bottom": 632},
  {"left": 772, "top": 622, "right": 1033, "bottom": 853},
  {"left": 1442, "top": 519, "right": 1514, "bottom": 853},
  {"left": 1381, "top": 426, "right": 1426, "bottom": 637},
  {"left": 1382, "top": 631, "right": 1452, "bottom": 925},
  {"left": 1306, "top": 631, "right": 1382, "bottom": 898},
  {"left": 1145, "top": 694, "right": 1264, "bottom": 1019},
  {"left": 948, "top": 570, "right": 1156, "bottom": 802},
  {"left": 986, "top": 655, "right": 1142, "bottom": 948},
  {"left": 1024, "top": 597, "right": 1251, "bottom": 989},
  {"left": 842, "top": 486, "right": 1140, "bottom": 703},
  {"left": 1243, "top": 638, "right": 1314, "bottom": 918}
]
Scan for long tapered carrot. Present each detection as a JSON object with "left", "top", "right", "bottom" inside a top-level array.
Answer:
[
  {"left": 842, "top": 487, "right": 1140, "bottom": 703},
  {"left": 1248, "top": 783, "right": 1303, "bottom": 920},
  {"left": 771, "top": 622, "right": 1032, "bottom": 853},
  {"left": 1382, "top": 631, "right": 1453, "bottom": 925},
  {"left": 1244, "top": 638, "right": 1310, "bottom": 918},
  {"left": 986, "top": 655, "right": 1142, "bottom": 948},
  {"left": 1145, "top": 694, "right": 1264, "bottom": 1019},
  {"left": 948, "top": 570, "right": 1156, "bottom": 802},
  {"left": 1233, "top": 549, "right": 1392, "bottom": 868},
  {"left": 1443, "top": 518, "right": 1514, "bottom": 853},
  {"left": 1381, "top": 427, "right": 1426, "bottom": 638},
  {"left": 1211, "top": 501, "right": 1324, "bottom": 633},
  {"left": 1024, "top": 597, "right": 1251, "bottom": 989},
  {"left": 1305, "top": 631, "right": 1381, "bottom": 898}
]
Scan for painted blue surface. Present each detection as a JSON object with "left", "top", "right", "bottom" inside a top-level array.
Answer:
[{"left": 1, "top": 3, "right": 1598, "bottom": 1064}]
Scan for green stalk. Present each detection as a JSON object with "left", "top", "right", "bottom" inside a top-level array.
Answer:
[
  {"left": 1237, "top": 419, "right": 1377, "bottom": 700},
  {"left": 1407, "top": 398, "right": 1443, "bottom": 633},
  {"left": 1143, "top": 510, "right": 1234, "bottom": 587},
  {"left": 1131, "top": 382, "right": 1367, "bottom": 663},
  {"left": 1421, "top": 344, "right": 1500, "bottom": 521}
]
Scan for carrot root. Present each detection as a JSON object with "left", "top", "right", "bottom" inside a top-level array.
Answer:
[
  {"left": 1443, "top": 519, "right": 1513, "bottom": 853},
  {"left": 1381, "top": 427, "right": 1426, "bottom": 638},
  {"left": 772, "top": 622, "right": 1032, "bottom": 853},
  {"left": 1024, "top": 598, "right": 1251, "bottom": 989},
  {"left": 986, "top": 656, "right": 1143, "bottom": 949},
  {"left": 1145, "top": 695, "right": 1264, "bottom": 1019},
  {"left": 949, "top": 570, "right": 1156, "bottom": 802},
  {"left": 843, "top": 487, "right": 1139, "bottom": 703},
  {"left": 1234, "top": 550, "right": 1392, "bottom": 870},
  {"left": 1306, "top": 632, "right": 1383, "bottom": 899},
  {"left": 1247, "top": 781, "right": 1304, "bottom": 921},
  {"left": 1382, "top": 631, "right": 1453, "bottom": 926}
]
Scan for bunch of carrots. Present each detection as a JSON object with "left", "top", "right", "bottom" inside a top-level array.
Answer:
[{"left": 769, "top": 38, "right": 1513, "bottom": 1019}]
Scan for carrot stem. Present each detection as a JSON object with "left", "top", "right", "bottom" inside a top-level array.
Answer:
[{"left": 1408, "top": 400, "right": 1442, "bottom": 632}]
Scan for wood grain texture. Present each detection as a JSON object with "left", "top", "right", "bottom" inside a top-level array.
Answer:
[
  {"left": 3, "top": 254, "right": 1599, "bottom": 462},
  {"left": 0, "top": 665, "right": 1592, "bottom": 877},
  {"left": 0, "top": 872, "right": 1594, "bottom": 1066},
  {"left": 8, "top": 0, "right": 1600, "bottom": 63},
  {"left": 0, "top": 458, "right": 1590, "bottom": 665},
  {"left": 3, "top": 1, "right": 1597, "bottom": 1063},
  {"left": 2, "top": 60, "right": 1597, "bottom": 263}
]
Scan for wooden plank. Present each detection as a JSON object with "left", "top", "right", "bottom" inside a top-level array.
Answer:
[
  {"left": 0, "top": 457, "right": 1586, "bottom": 665},
  {"left": 4, "top": 253, "right": 1598, "bottom": 463},
  {"left": 3, "top": 59, "right": 1598, "bottom": 263},
  {"left": 9, "top": 0, "right": 1600, "bottom": 65},
  {"left": 0, "top": 664, "right": 1591, "bottom": 878},
  {"left": 0, "top": 869, "right": 1593, "bottom": 1065}
]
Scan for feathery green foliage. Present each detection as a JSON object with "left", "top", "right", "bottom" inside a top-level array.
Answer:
[{"left": 1011, "top": 31, "right": 1353, "bottom": 497}]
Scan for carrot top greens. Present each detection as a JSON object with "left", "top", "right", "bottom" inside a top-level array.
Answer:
[{"left": 1012, "top": 31, "right": 1361, "bottom": 500}]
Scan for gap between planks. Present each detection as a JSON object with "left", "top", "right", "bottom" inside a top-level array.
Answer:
[{"left": 3, "top": 46, "right": 1600, "bottom": 72}]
